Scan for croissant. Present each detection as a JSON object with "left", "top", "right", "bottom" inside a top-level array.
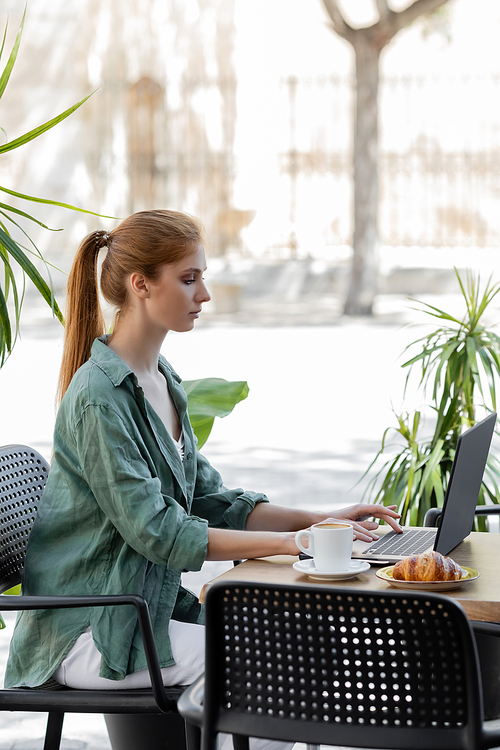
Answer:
[{"left": 393, "top": 550, "right": 463, "bottom": 582}]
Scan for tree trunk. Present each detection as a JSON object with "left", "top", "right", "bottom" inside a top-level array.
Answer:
[{"left": 344, "top": 39, "right": 380, "bottom": 316}]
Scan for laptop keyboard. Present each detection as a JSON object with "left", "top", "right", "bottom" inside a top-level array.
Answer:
[{"left": 364, "top": 528, "right": 437, "bottom": 557}]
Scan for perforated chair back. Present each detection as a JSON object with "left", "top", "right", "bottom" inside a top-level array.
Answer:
[
  {"left": 203, "top": 582, "right": 484, "bottom": 750},
  {"left": 0, "top": 444, "right": 49, "bottom": 594}
]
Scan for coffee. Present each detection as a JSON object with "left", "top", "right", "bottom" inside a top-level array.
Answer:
[
  {"left": 295, "top": 521, "right": 353, "bottom": 572},
  {"left": 316, "top": 523, "right": 349, "bottom": 529}
]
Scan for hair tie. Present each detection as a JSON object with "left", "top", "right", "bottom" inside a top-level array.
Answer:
[{"left": 96, "top": 230, "right": 110, "bottom": 249}]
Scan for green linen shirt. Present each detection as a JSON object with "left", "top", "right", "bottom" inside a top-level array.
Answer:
[{"left": 5, "top": 336, "right": 268, "bottom": 688}]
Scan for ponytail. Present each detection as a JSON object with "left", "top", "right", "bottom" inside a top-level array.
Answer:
[{"left": 57, "top": 231, "right": 108, "bottom": 403}]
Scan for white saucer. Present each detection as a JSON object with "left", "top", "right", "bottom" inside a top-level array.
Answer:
[{"left": 293, "top": 559, "right": 371, "bottom": 581}]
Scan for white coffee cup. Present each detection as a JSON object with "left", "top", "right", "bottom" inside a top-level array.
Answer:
[{"left": 295, "top": 522, "right": 353, "bottom": 573}]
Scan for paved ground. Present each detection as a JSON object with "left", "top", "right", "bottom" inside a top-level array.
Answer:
[{"left": 0, "top": 290, "right": 497, "bottom": 749}]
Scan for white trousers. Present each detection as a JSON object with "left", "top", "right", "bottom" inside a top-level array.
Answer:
[{"left": 54, "top": 621, "right": 294, "bottom": 750}]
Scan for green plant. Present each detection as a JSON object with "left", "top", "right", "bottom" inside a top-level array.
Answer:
[
  {"left": 0, "top": 9, "right": 106, "bottom": 366},
  {"left": 362, "top": 270, "right": 500, "bottom": 527},
  {"left": 182, "top": 377, "right": 249, "bottom": 448}
]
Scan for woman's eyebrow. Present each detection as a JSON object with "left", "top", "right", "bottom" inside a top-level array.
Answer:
[{"left": 182, "top": 267, "right": 207, "bottom": 273}]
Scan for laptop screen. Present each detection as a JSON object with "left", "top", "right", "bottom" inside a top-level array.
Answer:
[{"left": 435, "top": 412, "right": 496, "bottom": 556}]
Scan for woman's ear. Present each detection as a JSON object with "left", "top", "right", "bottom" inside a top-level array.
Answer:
[{"left": 129, "top": 272, "right": 151, "bottom": 299}]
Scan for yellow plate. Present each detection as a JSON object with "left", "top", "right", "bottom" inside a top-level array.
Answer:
[{"left": 376, "top": 565, "right": 480, "bottom": 591}]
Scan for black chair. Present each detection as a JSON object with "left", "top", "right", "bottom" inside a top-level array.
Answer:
[
  {"left": 424, "top": 503, "right": 500, "bottom": 721},
  {"left": 0, "top": 444, "right": 199, "bottom": 750},
  {"left": 179, "top": 580, "right": 500, "bottom": 750},
  {"left": 423, "top": 505, "right": 500, "bottom": 528}
]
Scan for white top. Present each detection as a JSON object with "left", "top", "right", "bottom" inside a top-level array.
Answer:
[{"left": 173, "top": 431, "right": 184, "bottom": 462}]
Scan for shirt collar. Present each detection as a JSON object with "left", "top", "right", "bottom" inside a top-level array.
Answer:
[{"left": 90, "top": 335, "right": 135, "bottom": 387}]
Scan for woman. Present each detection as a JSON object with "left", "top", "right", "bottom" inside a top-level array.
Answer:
[{"left": 5, "top": 210, "right": 400, "bottom": 745}]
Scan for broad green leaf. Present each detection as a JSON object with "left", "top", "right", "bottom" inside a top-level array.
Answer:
[{"left": 181, "top": 378, "right": 249, "bottom": 448}]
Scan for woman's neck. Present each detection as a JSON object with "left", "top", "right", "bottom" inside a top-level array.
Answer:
[{"left": 107, "top": 316, "right": 167, "bottom": 378}]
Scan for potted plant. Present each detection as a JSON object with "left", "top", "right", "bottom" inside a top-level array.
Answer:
[{"left": 362, "top": 269, "right": 500, "bottom": 527}]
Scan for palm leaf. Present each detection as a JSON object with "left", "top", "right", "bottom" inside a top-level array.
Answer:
[
  {"left": 0, "top": 185, "right": 117, "bottom": 219},
  {"left": 0, "top": 239, "right": 20, "bottom": 348},
  {"left": 0, "top": 17, "right": 8, "bottom": 62},
  {"left": 0, "top": 228, "right": 63, "bottom": 323},
  {"left": 416, "top": 441, "right": 444, "bottom": 499},
  {"left": 408, "top": 298, "right": 463, "bottom": 325},
  {"left": 0, "top": 7, "right": 24, "bottom": 100},
  {"left": 0, "top": 283, "right": 11, "bottom": 352},
  {"left": 0, "top": 210, "right": 65, "bottom": 280},
  {"left": 0, "top": 91, "right": 94, "bottom": 155},
  {"left": 0, "top": 7, "right": 116, "bottom": 364},
  {"left": 0, "top": 202, "right": 62, "bottom": 231},
  {"left": 363, "top": 269, "right": 500, "bottom": 529},
  {"left": 478, "top": 349, "right": 497, "bottom": 411}
]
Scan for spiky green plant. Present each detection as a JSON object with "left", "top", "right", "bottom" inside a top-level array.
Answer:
[
  {"left": 0, "top": 8, "right": 104, "bottom": 366},
  {"left": 363, "top": 270, "right": 500, "bottom": 528}
]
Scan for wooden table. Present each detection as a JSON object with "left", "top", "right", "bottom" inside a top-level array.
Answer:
[{"left": 201, "top": 531, "right": 500, "bottom": 623}]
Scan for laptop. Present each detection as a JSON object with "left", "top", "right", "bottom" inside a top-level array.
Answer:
[{"left": 351, "top": 411, "right": 497, "bottom": 563}]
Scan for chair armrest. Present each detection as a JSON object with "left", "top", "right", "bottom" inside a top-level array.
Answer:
[
  {"left": 424, "top": 505, "right": 500, "bottom": 527},
  {"left": 0, "top": 594, "right": 173, "bottom": 713},
  {"left": 470, "top": 620, "right": 500, "bottom": 637},
  {"left": 474, "top": 506, "right": 500, "bottom": 515},
  {"left": 177, "top": 674, "right": 205, "bottom": 728},
  {"left": 423, "top": 508, "right": 442, "bottom": 527}
]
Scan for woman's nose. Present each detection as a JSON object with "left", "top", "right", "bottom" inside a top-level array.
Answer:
[{"left": 197, "top": 280, "right": 211, "bottom": 303}]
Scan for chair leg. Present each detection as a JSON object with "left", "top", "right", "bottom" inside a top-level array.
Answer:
[
  {"left": 43, "top": 712, "right": 65, "bottom": 750},
  {"left": 232, "top": 735, "right": 249, "bottom": 750},
  {"left": 185, "top": 719, "right": 201, "bottom": 750}
]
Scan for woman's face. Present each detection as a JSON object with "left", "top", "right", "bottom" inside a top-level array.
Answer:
[{"left": 143, "top": 244, "right": 211, "bottom": 333}]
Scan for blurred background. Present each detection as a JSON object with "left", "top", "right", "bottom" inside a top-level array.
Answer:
[
  {"left": 1, "top": 0, "right": 500, "bottom": 510},
  {"left": 3, "top": 0, "right": 500, "bottom": 281}
]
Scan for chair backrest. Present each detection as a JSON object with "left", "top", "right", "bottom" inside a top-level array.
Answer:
[
  {"left": 204, "top": 581, "right": 484, "bottom": 750},
  {"left": 0, "top": 445, "right": 49, "bottom": 594}
]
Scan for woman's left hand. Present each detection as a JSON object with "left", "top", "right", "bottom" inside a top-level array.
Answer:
[{"left": 320, "top": 504, "right": 402, "bottom": 542}]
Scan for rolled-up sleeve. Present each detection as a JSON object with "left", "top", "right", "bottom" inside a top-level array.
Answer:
[
  {"left": 191, "top": 450, "right": 269, "bottom": 529},
  {"left": 76, "top": 403, "right": 208, "bottom": 571}
]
